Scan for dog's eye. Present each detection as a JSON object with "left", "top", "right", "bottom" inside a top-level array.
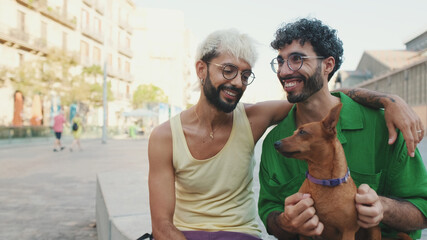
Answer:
[{"left": 298, "top": 129, "right": 306, "bottom": 135}]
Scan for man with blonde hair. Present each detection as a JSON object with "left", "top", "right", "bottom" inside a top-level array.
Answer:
[{"left": 148, "top": 28, "right": 422, "bottom": 240}]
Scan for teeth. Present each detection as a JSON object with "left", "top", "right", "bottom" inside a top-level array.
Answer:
[
  {"left": 285, "top": 82, "right": 296, "bottom": 88},
  {"left": 224, "top": 90, "right": 236, "bottom": 96}
]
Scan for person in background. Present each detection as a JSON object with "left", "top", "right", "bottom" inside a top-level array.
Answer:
[
  {"left": 53, "top": 107, "right": 66, "bottom": 152},
  {"left": 70, "top": 113, "right": 83, "bottom": 152}
]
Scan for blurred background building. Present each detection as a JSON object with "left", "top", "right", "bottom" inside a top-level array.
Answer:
[
  {"left": 0, "top": 0, "right": 195, "bottom": 139},
  {"left": 331, "top": 30, "right": 427, "bottom": 131}
]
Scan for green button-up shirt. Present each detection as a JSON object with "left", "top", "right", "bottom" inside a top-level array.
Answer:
[{"left": 258, "top": 92, "right": 427, "bottom": 239}]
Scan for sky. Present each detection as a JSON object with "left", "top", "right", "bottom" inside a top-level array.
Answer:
[{"left": 133, "top": 0, "right": 427, "bottom": 103}]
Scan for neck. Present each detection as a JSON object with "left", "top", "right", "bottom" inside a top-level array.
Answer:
[
  {"left": 194, "top": 102, "right": 232, "bottom": 140},
  {"left": 306, "top": 139, "right": 348, "bottom": 180},
  {"left": 295, "top": 90, "right": 340, "bottom": 126}
]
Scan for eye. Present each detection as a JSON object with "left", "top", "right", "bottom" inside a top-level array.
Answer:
[
  {"left": 276, "top": 57, "right": 285, "bottom": 65},
  {"left": 298, "top": 129, "right": 307, "bottom": 135},
  {"left": 289, "top": 54, "right": 302, "bottom": 64},
  {"left": 223, "top": 64, "right": 237, "bottom": 75},
  {"left": 241, "top": 71, "right": 251, "bottom": 80}
]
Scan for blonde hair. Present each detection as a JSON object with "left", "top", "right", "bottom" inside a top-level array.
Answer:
[{"left": 195, "top": 29, "right": 258, "bottom": 67}]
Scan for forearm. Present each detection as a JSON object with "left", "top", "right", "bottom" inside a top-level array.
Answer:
[
  {"left": 335, "top": 88, "right": 398, "bottom": 109},
  {"left": 266, "top": 211, "right": 298, "bottom": 240},
  {"left": 152, "top": 220, "right": 186, "bottom": 240},
  {"left": 380, "top": 196, "right": 427, "bottom": 231}
]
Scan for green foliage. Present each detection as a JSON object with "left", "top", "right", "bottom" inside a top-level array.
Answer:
[
  {"left": 132, "top": 84, "right": 168, "bottom": 109},
  {"left": 2, "top": 47, "right": 113, "bottom": 108}
]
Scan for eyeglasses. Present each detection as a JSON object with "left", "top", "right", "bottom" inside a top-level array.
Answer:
[
  {"left": 207, "top": 62, "right": 255, "bottom": 86},
  {"left": 270, "top": 53, "right": 325, "bottom": 73}
]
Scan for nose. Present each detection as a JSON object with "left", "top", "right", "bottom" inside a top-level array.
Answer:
[
  {"left": 274, "top": 141, "right": 281, "bottom": 149},
  {"left": 229, "top": 72, "right": 244, "bottom": 88}
]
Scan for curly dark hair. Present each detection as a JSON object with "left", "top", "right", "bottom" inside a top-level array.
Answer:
[{"left": 271, "top": 18, "right": 343, "bottom": 80}]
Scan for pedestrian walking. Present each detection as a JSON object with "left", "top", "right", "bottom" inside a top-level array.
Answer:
[
  {"left": 53, "top": 107, "right": 66, "bottom": 152},
  {"left": 70, "top": 113, "right": 83, "bottom": 152}
]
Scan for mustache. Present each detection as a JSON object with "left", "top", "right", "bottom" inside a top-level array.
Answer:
[{"left": 219, "top": 85, "right": 243, "bottom": 95}]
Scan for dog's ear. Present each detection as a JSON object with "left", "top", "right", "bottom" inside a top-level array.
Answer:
[{"left": 322, "top": 103, "right": 342, "bottom": 135}]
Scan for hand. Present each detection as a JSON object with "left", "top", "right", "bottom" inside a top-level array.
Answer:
[
  {"left": 355, "top": 184, "right": 384, "bottom": 228},
  {"left": 383, "top": 95, "right": 424, "bottom": 157},
  {"left": 277, "top": 193, "right": 324, "bottom": 237}
]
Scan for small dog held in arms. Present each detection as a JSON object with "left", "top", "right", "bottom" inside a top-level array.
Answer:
[{"left": 274, "top": 103, "right": 411, "bottom": 240}]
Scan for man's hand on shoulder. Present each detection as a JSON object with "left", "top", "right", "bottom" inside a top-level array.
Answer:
[{"left": 382, "top": 94, "right": 424, "bottom": 157}]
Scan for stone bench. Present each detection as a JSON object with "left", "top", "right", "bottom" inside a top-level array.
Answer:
[{"left": 96, "top": 171, "right": 151, "bottom": 240}]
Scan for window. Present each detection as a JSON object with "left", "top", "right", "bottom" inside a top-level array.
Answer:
[
  {"left": 62, "top": 32, "right": 67, "bottom": 51},
  {"left": 125, "top": 61, "right": 130, "bottom": 73},
  {"left": 18, "top": 10, "right": 25, "bottom": 32},
  {"left": 41, "top": 21, "right": 47, "bottom": 39},
  {"left": 94, "top": 16, "right": 102, "bottom": 34},
  {"left": 19, "top": 53, "right": 24, "bottom": 65},
  {"left": 80, "top": 40, "right": 89, "bottom": 64},
  {"left": 81, "top": 9, "right": 89, "bottom": 30},
  {"left": 93, "top": 46, "right": 101, "bottom": 65}
]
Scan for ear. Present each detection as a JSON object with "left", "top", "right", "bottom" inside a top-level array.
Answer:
[
  {"left": 323, "top": 56, "right": 335, "bottom": 77},
  {"left": 322, "top": 103, "right": 342, "bottom": 135},
  {"left": 196, "top": 60, "right": 207, "bottom": 80}
]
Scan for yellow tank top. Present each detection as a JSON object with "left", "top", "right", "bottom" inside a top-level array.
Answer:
[{"left": 170, "top": 103, "right": 260, "bottom": 237}]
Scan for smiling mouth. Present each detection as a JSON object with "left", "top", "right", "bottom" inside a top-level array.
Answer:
[
  {"left": 284, "top": 81, "right": 297, "bottom": 88},
  {"left": 224, "top": 89, "right": 237, "bottom": 97}
]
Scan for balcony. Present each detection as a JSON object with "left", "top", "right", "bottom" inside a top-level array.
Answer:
[
  {"left": 34, "top": 37, "right": 47, "bottom": 49},
  {"left": 0, "top": 25, "right": 47, "bottom": 55},
  {"left": 118, "top": 45, "right": 133, "bottom": 58},
  {"left": 81, "top": 26, "right": 104, "bottom": 44},
  {"left": 16, "top": 0, "right": 77, "bottom": 30},
  {"left": 118, "top": 18, "right": 133, "bottom": 35},
  {"left": 39, "top": 7, "right": 77, "bottom": 30},
  {"left": 94, "top": 0, "right": 105, "bottom": 15},
  {"left": 9, "top": 28, "right": 29, "bottom": 43},
  {"left": 83, "top": 0, "right": 94, "bottom": 7}
]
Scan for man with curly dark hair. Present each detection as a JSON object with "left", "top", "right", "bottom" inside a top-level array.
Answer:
[{"left": 258, "top": 18, "right": 427, "bottom": 239}]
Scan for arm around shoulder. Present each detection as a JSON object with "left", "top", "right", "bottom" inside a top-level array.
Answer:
[{"left": 148, "top": 123, "right": 186, "bottom": 240}]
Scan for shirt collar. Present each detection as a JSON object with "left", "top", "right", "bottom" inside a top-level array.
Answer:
[{"left": 282, "top": 92, "right": 364, "bottom": 145}]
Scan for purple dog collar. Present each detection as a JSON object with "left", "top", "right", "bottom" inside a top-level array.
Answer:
[{"left": 306, "top": 168, "right": 350, "bottom": 187}]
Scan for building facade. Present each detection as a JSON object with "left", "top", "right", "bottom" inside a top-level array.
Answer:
[
  {"left": 131, "top": 7, "right": 196, "bottom": 125},
  {"left": 333, "top": 30, "right": 427, "bottom": 134},
  {"left": 0, "top": 0, "right": 135, "bottom": 128}
]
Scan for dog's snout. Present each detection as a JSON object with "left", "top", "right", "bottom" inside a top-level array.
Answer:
[{"left": 274, "top": 141, "right": 281, "bottom": 149}]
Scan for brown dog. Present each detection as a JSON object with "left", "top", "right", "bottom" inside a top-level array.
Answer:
[{"left": 274, "top": 103, "right": 381, "bottom": 240}]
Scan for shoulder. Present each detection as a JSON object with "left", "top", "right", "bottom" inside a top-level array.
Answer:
[
  {"left": 244, "top": 100, "right": 293, "bottom": 126},
  {"left": 148, "top": 120, "right": 173, "bottom": 164},
  {"left": 149, "top": 120, "right": 172, "bottom": 144}
]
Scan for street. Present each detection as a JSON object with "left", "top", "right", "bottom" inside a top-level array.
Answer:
[{"left": 0, "top": 137, "right": 426, "bottom": 239}]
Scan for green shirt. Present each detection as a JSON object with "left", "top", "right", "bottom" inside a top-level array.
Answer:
[{"left": 258, "top": 92, "right": 427, "bottom": 239}]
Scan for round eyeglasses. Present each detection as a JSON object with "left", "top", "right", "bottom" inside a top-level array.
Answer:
[
  {"left": 207, "top": 62, "right": 255, "bottom": 86},
  {"left": 270, "top": 54, "right": 325, "bottom": 73}
]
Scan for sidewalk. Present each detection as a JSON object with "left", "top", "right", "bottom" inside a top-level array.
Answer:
[
  {"left": 0, "top": 137, "right": 426, "bottom": 239},
  {"left": 0, "top": 137, "right": 149, "bottom": 240}
]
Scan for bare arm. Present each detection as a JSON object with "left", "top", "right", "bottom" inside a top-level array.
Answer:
[
  {"left": 336, "top": 88, "right": 424, "bottom": 157},
  {"left": 148, "top": 123, "right": 186, "bottom": 240},
  {"left": 381, "top": 196, "right": 427, "bottom": 231},
  {"left": 245, "top": 100, "right": 293, "bottom": 142},
  {"left": 356, "top": 184, "right": 427, "bottom": 232}
]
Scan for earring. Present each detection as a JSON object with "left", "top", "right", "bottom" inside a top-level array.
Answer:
[{"left": 200, "top": 78, "right": 205, "bottom": 85}]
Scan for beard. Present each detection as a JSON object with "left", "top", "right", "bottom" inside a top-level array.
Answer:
[
  {"left": 286, "top": 64, "right": 324, "bottom": 103},
  {"left": 203, "top": 72, "right": 243, "bottom": 113}
]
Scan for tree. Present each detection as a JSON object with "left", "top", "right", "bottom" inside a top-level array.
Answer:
[
  {"left": 132, "top": 84, "right": 168, "bottom": 109},
  {"left": 1, "top": 48, "right": 114, "bottom": 108}
]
